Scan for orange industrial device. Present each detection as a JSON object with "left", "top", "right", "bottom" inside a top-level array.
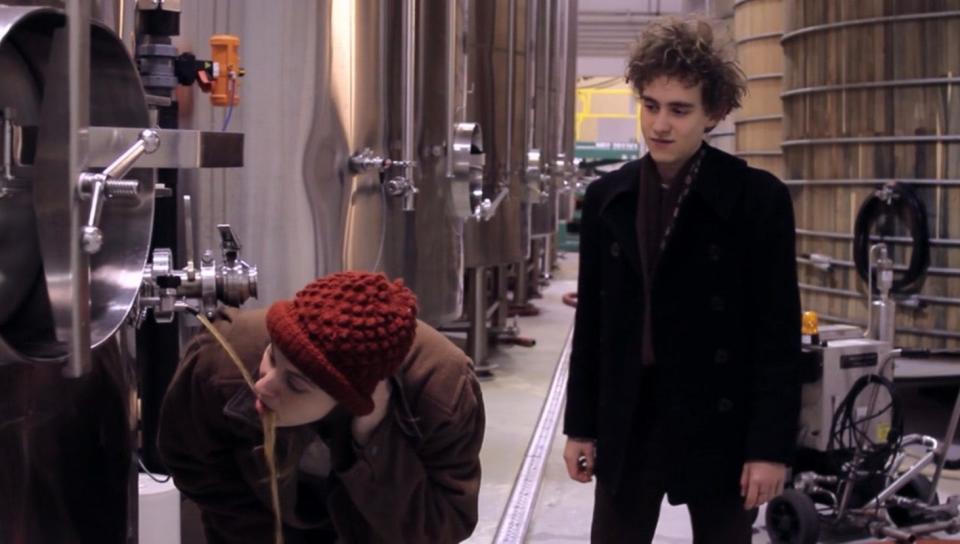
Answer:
[{"left": 208, "top": 34, "right": 242, "bottom": 106}]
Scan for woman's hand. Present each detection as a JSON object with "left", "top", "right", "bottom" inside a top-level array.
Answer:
[{"left": 351, "top": 380, "right": 392, "bottom": 446}]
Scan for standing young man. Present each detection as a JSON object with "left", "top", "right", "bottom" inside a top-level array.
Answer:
[{"left": 562, "top": 17, "right": 802, "bottom": 543}]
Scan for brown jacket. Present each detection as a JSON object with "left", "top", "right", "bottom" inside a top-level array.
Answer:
[{"left": 158, "top": 307, "right": 485, "bottom": 543}]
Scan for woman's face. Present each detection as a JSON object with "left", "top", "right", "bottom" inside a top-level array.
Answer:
[{"left": 253, "top": 345, "right": 337, "bottom": 427}]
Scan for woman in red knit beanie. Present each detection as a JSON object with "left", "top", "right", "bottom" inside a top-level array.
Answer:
[{"left": 158, "top": 271, "right": 485, "bottom": 544}]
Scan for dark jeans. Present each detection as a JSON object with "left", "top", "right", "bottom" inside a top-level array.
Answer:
[{"left": 591, "top": 479, "right": 753, "bottom": 544}]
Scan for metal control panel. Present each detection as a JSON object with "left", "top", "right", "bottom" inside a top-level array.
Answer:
[{"left": 798, "top": 337, "right": 893, "bottom": 451}]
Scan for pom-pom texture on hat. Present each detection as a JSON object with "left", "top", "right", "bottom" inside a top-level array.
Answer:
[{"left": 266, "top": 271, "right": 418, "bottom": 415}]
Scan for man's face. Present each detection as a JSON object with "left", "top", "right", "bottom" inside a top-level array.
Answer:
[
  {"left": 639, "top": 76, "right": 721, "bottom": 177},
  {"left": 254, "top": 345, "right": 337, "bottom": 427}
]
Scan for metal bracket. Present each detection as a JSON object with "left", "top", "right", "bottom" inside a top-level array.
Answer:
[{"left": 450, "top": 122, "right": 485, "bottom": 220}]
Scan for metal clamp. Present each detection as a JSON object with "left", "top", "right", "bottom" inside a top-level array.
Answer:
[
  {"left": 78, "top": 129, "right": 159, "bottom": 253},
  {"left": 524, "top": 149, "right": 550, "bottom": 204},
  {"left": 875, "top": 182, "right": 899, "bottom": 205},
  {"left": 553, "top": 153, "right": 579, "bottom": 193}
]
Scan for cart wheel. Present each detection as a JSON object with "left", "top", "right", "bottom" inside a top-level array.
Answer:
[
  {"left": 766, "top": 489, "right": 820, "bottom": 544},
  {"left": 888, "top": 474, "right": 939, "bottom": 527}
]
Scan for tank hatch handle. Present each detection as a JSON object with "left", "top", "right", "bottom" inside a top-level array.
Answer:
[{"left": 77, "top": 129, "right": 160, "bottom": 253}]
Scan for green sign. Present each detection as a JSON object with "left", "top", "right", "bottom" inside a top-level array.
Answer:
[{"left": 574, "top": 141, "right": 641, "bottom": 161}]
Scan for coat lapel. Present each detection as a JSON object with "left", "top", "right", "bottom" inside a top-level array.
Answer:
[
  {"left": 689, "top": 145, "right": 746, "bottom": 222},
  {"left": 656, "top": 145, "right": 747, "bottom": 268},
  {"left": 598, "top": 162, "right": 643, "bottom": 279},
  {"left": 596, "top": 146, "right": 748, "bottom": 281}
]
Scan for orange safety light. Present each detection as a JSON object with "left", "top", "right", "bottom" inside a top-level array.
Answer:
[{"left": 801, "top": 311, "right": 820, "bottom": 345}]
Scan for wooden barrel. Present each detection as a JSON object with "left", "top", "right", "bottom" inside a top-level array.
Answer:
[
  {"left": 783, "top": 1, "right": 960, "bottom": 348},
  {"left": 686, "top": 0, "right": 738, "bottom": 153},
  {"left": 734, "top": 0, "right": 785, "bottom": 178}
]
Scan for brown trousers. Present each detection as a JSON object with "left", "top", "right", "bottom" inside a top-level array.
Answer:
[{"left": 590, "top": 480, "right": 754, "bottom": 544}]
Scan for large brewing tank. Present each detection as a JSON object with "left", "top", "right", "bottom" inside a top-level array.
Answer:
[
  {"left": 526, "top": 0, "right": 577, "bottom": 238},
  {"left": 0, "top": 7, "right": 154, "bottom": 362},
  {"left": 178, "top": 1, "right": 467, "bottom": 324},
  {"left": 0, "top": 5, "right": 143, "bottom": 541},
  {"left": 462, "top": 0, "right": 525, "bottom": 269},
  {"left": 684, "top": 0, "right": 737, "bottom": 153},
  {"left": 528, "top": 0, "right": 558, "bottom": 240},
  {"left": 554, "top": 0, "right": 578, "bottom": 224},
  {"left": 783, "top": 1, "right": 960, "bottom": 349}
]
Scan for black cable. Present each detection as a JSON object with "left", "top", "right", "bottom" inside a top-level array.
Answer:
[
  {"left": 138, "top": 454, "right": 172, "bottom": 484},
  {"left": 852, "top": 183, "right": 930, "bottom": 295},
  {"left": 827, "top": 374, "right": 903, "bottom": 482}
]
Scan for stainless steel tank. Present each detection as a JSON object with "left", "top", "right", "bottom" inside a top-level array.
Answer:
[
  {"left": 554, "top": 0, "right": 578, "bottom": 224},
  {"left": 0, "top": 5, "right": 141, "bottom": 541},
  {"left": 177, "top": 0, "right": 468, "bottom": 324},
  {"left": 528, "top": 0, "right": 557, "bottom": 240},
  {"left": 0, "top": 5, "right": 154, "bottom": 362},
  {"left": 528, "top": 0, "right": 577, "bottom": 237},
  {"left": 461, "top": 0, "right": 525, "bottom": 269}
]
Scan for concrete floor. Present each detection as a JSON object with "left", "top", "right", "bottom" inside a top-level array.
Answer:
[
  {"left": 469, "top": 252, "right": 960, "bottom": 544},
  {"left": 464, "top": 253, "right": 580, "bottom": 543}
]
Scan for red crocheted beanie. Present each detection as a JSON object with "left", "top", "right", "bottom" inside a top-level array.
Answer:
[{"left": 265, "top": 271, "right": 419, "bottom": 416}]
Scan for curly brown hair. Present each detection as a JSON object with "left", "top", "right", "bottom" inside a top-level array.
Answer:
[{"left": 625, "top": 17, "right": 746, "bottom": 119}]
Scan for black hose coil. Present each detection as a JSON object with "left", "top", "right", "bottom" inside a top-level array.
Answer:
[{"left": 852, "top": 183, "right": 930, "bottom": 295}]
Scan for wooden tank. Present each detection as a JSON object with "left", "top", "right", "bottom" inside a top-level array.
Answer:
[
  {"left": 783, "top": 1, "right": 960, "bottom": 348},
  {"left": 734, "top": 0, "right": 785, "bottom": 178}
]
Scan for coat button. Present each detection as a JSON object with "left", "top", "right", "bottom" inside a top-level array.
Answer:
[
  {"left": 707, "top": 244, "right": 721, "bottom": 262},
  {"left": 710, "top": 295, "right": 725, "bottom": 312},
  {"left": 718, "top": 398, "right": 734, "bottom": 413},
  {"left": 714, "top": 348, "right": 729, "bottom": 364},
  {"left": 610, "top": 242, "right": 621, "bottom": 258}
]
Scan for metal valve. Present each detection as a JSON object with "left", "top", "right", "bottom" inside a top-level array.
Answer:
[
  {"left": 349, "top": 147, "right": 419, "bottom": 211},
  {"left": 474, "top": 184, "right": 510, "bottom": 221},
  {"left": 216, "top": 224, "right": 258, "bottom": 308},
  {"left": 348, "top": 147, "right": 418, "bottom": 173},
  {"left": 78, "top": 129, "right": 160, "bottom": 253},
  {"left": 385, "top": 176, "right": 419, "bottom": 198},
  {"left": 137, "top": 195, "right": 257, "bottom": 324}
]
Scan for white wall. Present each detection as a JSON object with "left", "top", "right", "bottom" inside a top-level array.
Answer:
[{"left": 577, "top": 0, "right": 685, "bottom": 77}]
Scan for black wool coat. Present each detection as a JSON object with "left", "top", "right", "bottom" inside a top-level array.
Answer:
[{"left": 563, "top": 144, "right": 802, "bottom": 504}]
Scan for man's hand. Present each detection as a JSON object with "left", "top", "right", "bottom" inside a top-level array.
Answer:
[
  {"left": 351, "top": 380, "right": 391, "bottom": 446},
  {"left": 741, "top": 461, "right": 786, "bottom": 509},
  {"left": 563, "top": 437, "right": 596, "bottom": 483}
]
